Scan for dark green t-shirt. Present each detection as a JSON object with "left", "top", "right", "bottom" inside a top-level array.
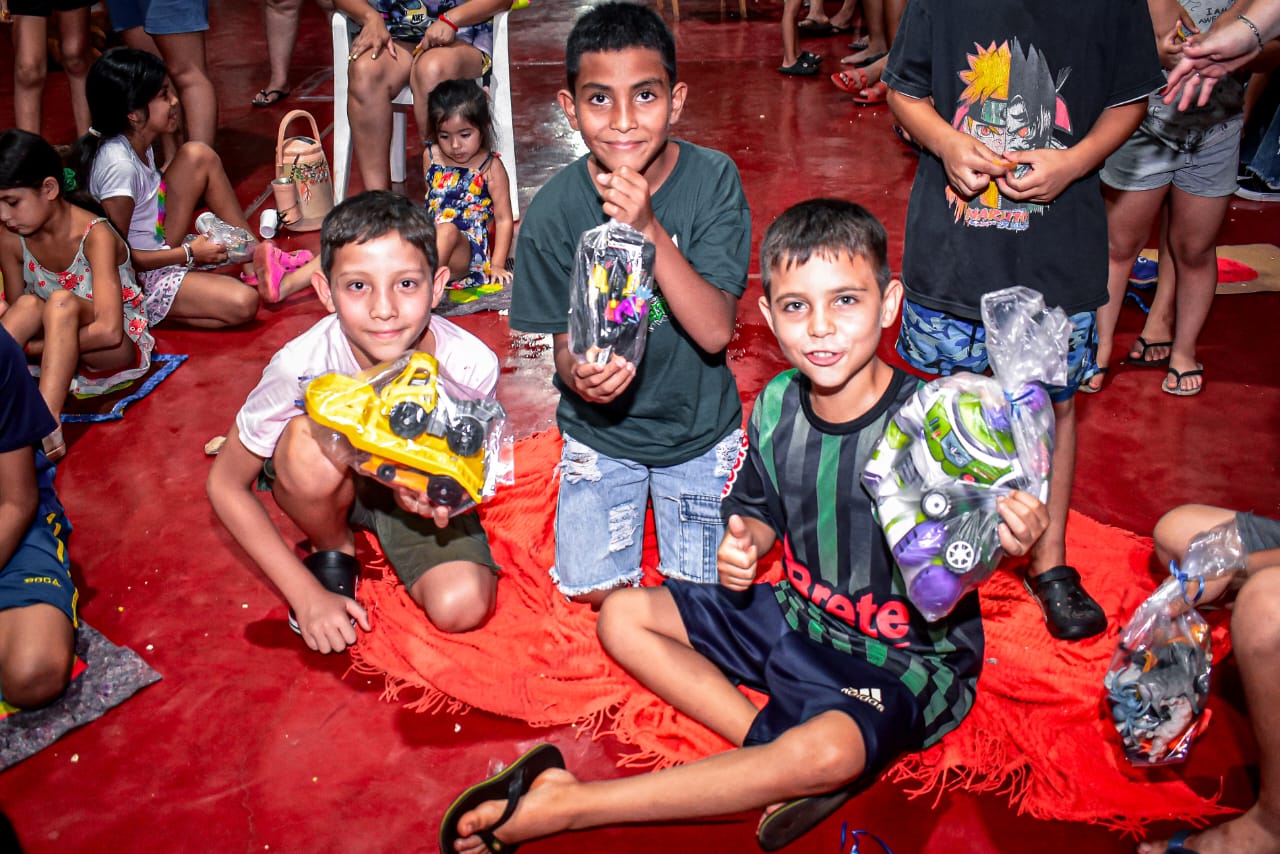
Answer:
[{"left": 510, "top": 140, "right": 751, "bottom": 467}]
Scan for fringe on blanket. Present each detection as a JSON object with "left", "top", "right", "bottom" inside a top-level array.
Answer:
[{"left": 346, "top": 428, "right": 1236, "bottom": 834}]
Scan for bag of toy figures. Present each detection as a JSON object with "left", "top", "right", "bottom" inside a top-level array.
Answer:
[
  {"left": 567, "top": 219, "right": 657, "bottom": 365},
  {"left": 302, "top": 351, "right": 513, "bottom": 517},
  {"left": 861, "top": 286, "right": 1069, "bottom": 622},
  {"left": 1104, "top": 518, "right": 1248, "bottom": 766}
]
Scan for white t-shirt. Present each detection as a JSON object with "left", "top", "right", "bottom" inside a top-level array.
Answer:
[
  {"left": 88, "top": 135, "right": 165, "bottom": 251},
  {"left": 235, "top": 313, "right": 500, "bottom": 459}
]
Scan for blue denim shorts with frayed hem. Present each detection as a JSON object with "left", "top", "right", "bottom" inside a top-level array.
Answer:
[
  {"left": 896, "top": 298, "right": 1099, "bottom": 403},
  {"left": 550, "top": 430, "right": 743, "bottom": 596}
]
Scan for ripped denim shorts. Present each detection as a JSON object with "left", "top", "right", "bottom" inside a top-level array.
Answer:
[{"left": 550, "top": 430, "right": 743, "bottom": 596}]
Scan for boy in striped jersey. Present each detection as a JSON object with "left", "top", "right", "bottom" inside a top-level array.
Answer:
[{"left": 443, "top": 200, "right": 1049, "bottom": 853}]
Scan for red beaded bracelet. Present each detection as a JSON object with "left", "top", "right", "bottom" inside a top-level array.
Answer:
[{"left": 439, "top": 13, "right": 459, "bottom": 32}]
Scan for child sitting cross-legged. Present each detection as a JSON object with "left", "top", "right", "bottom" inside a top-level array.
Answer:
[
  {"left": 440, "top": 199, "right": 1051, "bottom": 854},
  {"left": 207, "top": 191, "right": 501, "bottom": 655}
]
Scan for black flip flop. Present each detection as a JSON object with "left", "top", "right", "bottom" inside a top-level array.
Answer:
[
  {"left": 756, "top": 785, "right": 858, "bottom": 851},
  {"left": 1126, "top": 336, "right": 1172, "bottom": 367},
  {"left": 439, "top": 743, "right": 566, "bottom": 854},
  {"left": 252, "top": 88, "right": 290, "bottom": 108},
  {"left": 851, "top": 51, "right": 887, "bottom": 69}
]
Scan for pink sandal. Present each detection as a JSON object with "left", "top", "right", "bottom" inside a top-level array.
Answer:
[{"left": 253, "top": 243, "right": 314, "bottom": 303}]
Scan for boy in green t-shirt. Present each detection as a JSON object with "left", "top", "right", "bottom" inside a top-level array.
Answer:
[{"left": 509, "top": 1, "right": 752, "bottom": 606}]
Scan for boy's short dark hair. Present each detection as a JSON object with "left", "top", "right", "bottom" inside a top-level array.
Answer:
[
  {"left": 759, "top": 199, "right": 891, "bottom": 297},
  {"left": 319, "top": 190, "right": 438, "bottom": 277},
  {"left": 566, "top": 1, "right": 677, "bottom": 92}
]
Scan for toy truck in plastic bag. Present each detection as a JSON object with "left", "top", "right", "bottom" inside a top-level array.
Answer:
[
  {"left": 1104, "top": 518, "right": 1247, "bottom": 765},
  {"left": 304, "top": 351, "right": 512, "bottom": 516},
  {"left": 566, "top": 220, "right": 656, "bottom": 365},
  {"left": 861, "top": 286, "right": 1068, "bottom": 621}
]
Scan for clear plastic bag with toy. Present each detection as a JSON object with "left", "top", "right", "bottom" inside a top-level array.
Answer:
[
  {"left": 184, "top": 211, "right": 259, "bottom": 268},
  {"left": 1104, "top": 518, "right": 1248, "bottom": 765},
  {"left": 566, "top": 220, "right": 657, "bottom": 366},
  {"left": 861, "top": 286, "right": 1069, "bottom": 621},
  {"left": 303, "top": 351, "right": 513, "bottom": 517}
]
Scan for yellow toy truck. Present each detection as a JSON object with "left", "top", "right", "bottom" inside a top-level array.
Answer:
[{"left": 304, "top": 352, "right": 506, "bottom": 510}]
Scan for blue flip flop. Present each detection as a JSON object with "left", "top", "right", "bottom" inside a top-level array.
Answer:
[
  {"left": 438, "top": 743, "right": 565, "bottom": 853},
  {"left": 1164, "top": 829, "right": 1201, "bottom": 853}
]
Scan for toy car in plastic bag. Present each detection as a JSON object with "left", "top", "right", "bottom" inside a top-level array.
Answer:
[
  {"left": 1104, "top": 519, "right": 1247, "bottom": 765},
  {"left": 304, "top": 352, "right": 511, "bottom": 515},
  {"left": 567, "top": 220, "right": 656, "bottom": 365},
  {"left": 862, "top": 286, "right": 1068, "bottom": 621}
]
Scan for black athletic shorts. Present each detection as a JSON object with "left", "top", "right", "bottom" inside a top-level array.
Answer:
[{"left": 666, "top": 579, "right": 926, "bottom": 779}]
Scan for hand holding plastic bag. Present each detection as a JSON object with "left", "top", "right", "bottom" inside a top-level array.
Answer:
[
  {"left": 185, "top": 211, "right": 259, "bottom": 268},
  {"left": 1104, "top": 518, "right": 1247, "bottom": 765},
  {"left": 303, "top": 352, "right": 513, "bottom": 517},
  {"left": 567, "top": 220, "right": 656, "bottom": 365},
  {"left": 862, "top": 286, "right": 1067, "bottom": 621}
]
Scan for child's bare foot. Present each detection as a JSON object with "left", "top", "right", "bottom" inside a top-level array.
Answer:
[
  {"left": 840, "top": 40, "right": 887, "bottom": 65},
  {"left": 1137, "top": 805, "right": 1280, "bottom": 854},
  {"left": 453, "top": 766, "right": 577, "bottom": 854}
]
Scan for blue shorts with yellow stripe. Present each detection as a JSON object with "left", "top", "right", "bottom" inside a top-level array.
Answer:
[{"left": 0, "top": 501, "right": 77, "bottom": 626}]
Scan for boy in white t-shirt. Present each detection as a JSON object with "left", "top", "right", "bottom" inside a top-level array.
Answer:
[{"left": 207, "top": 191, "right": 501, "bottom": 654}]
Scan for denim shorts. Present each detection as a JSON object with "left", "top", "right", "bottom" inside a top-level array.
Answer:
[
  {"left": 896, "top": 298, "right": 1098, "bottom": 402},
  {"left": 667, "top": 580, "right": 925, "bottom": 775},
  {"left": 142, "top": 0, "right": 208, "bottom": 35},
  {"left": 1101, "top": 120, "right": 1242, "bottom": 198},
  {"left": 550, "top": 430, "right": 743, "bottom": 595},
  {"left": 0, "top": 502, "right": 78, "bottom": 626}
]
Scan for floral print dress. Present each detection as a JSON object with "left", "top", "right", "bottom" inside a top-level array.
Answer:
[
  {"left": 21, "top": 217, "right": 155, "bottom": 395},
  {"left": 425, "top": 144, "right": 498, "bottom": 289}
]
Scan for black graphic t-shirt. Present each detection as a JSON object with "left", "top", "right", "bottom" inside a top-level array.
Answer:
[{"left": 884, "top": 0, "right": 1165, "bottom": 319}]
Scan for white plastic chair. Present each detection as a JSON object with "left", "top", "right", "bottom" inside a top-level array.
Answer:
[{"left": 330, "top": 10, "right": 518, "bottom": 219}]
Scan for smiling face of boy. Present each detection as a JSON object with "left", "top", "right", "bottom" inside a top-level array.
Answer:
[
  {"left": 760, "top": 251, "right": 902, "bottom": 423},
  {"left": 557, "top": 47, "right": 687, "bottom": 188},
  {"left": 312, "top": 231, "right": 449, "bottom": 369}
]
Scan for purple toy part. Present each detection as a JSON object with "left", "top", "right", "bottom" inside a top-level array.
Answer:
[
  {"left": 893, "top": 520, "right": 948, "bottom": 572},
  {"left": 909, "top": 565, "right": 965, "bottom": 617}
]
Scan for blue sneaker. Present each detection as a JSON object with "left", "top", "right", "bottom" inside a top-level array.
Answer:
[{"left": 1129, "top": 256, "right": 1158, "bottom": 288}]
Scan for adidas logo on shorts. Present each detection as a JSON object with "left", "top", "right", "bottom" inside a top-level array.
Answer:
[{"left": 841, "top": 686, "right": 885, "bottom": 712}]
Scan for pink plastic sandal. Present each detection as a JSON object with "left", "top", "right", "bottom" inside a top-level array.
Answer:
[{"left": 253, "top": 243, "right": 314, "bottom": 303}]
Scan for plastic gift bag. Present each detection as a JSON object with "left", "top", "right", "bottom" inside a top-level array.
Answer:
[
  {"left": 567, "top": 220, "right": 656, "bottom": 365},
  {"left": 861, "top": 286, "right": 1068, "bottom": 621},
  {"left": 1104, "top": 518, "right": 1247, "bottom": 765},
  {"left": 303, "top": 352, "right": 513, "bottom": 517},
  {"left": 185, "top": 212, "right": 258, "bottom": 268}
]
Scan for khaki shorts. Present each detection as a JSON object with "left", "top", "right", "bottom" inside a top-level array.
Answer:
[{"left": 262, "top": 458, "right": 498, "bottom": 592}]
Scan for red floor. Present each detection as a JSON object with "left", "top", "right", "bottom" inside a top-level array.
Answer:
[{"left": 1, "top": 2, "right": 1278, "bottom": 851}]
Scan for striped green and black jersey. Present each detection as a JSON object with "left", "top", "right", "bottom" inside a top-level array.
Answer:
[{"left": 722, "top": 367, "right": 983, "bottom": 746}]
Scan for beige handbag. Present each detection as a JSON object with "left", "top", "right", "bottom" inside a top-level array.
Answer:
[{"left": 274, "top": 110, "right": 334, "bottom": 232}]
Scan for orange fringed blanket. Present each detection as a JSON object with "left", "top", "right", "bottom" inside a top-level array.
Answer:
[{"left": 347, "top": 429, "right": 1236, "bottom": 835}]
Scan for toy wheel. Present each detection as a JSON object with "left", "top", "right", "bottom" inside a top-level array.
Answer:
[
  {"left": 375, "top": 463, "right": 398, "bottom": 484},
  {"left": 447, "top": 415, "right": 485, "bottom": 456},
  {"left": 388, "top": 401, "right": 428, "bottom": 440},
  {"left": 943, "top": 539, "right": 977, "bottom": 573},
  {"left": 426, "top": 476, "right": 466, "bottom": 508},
  {"left": 921, "top": 489, "right": 951, "bottom": 520}
]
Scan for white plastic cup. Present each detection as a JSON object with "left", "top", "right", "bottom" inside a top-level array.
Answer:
[{"left": 259, "top": 209, "right": 280, "bottom": 240}]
